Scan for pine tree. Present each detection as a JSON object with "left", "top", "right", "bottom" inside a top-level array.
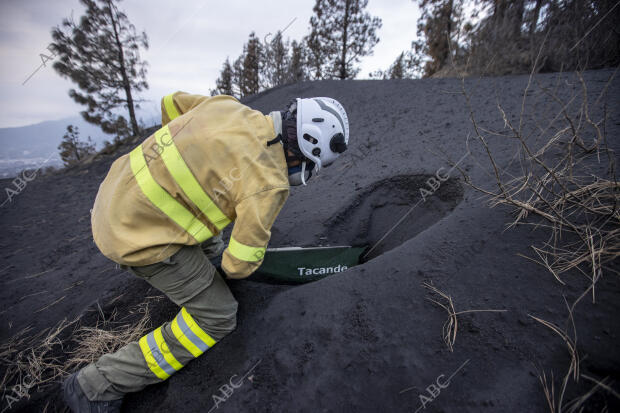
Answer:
[
  {"left": 367, "top": 68, "right": 386, "bottom": 79},
  {"left": 217, "top": 31, "right": 309, "bottom": 94},
  {"left": 289, "top": 40, "right": 306, "bottom": 82},
  {"left": 58, "top": 125, "right": 96, "bottom": 166},
  {"left": 240, "top": 32, "right": 261, "bottom": 96},
  {"left": 307, "top": 0, "right": 382, "bottom": 79},
  {"left": 263, "top": 31, "right": 290, "bottom": 88},
  {"left": 51, "top": 0, "right": 148, "bottom": 139},
  {"left": 305, "top": 12, "right": 329, "bottom": 80},
  {"left": 389, "top": 52, "right": 405, "bottom": 79},
  {"left": 215, "top": 58, "right": 234, "bottom": 96},
  {"left": 232, "top": 55, "right": 244, "bottom": 97},
  {"left": 414, "top": 0, "right": 464, "bottom": 77},
  {"left": 371, "top": 49, "right": 422, "bottom": 80},
  {"left": 412, "top": 0, "right": 620, "bottom": 76}
]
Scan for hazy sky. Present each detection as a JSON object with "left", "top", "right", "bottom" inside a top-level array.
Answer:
[{"left": 0, "top": 0, "right": 420, "bottom": 128}]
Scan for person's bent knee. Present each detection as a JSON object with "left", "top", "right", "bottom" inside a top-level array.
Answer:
[
  {"left": 212, "top": 303, "right": 238, "bottom": 339},
  {"left": 220, "top": 312, "right": 237, "bottom": 336},
  {"left": 189, "top": 301, "right": 237, "bottom": 342},
  {"left": 181, "top": 268, "right": 239, "bottom": 342}
]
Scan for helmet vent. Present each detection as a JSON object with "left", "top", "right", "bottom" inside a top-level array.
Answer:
[
  {"left": 303, "top": 133, "right": 318, "bottom": 144},
  {"left": 312, "top": 117, "right": 324, "bottom": 122}
]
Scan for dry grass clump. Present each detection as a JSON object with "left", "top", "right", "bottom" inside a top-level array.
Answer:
[
  {"left": 441, "top": 56, "right": 618, "bottom": 410},
  {"left": 530, "top": 282, "right": 619, "bottom": 412},
  {"left": 423, "top": 282, "right": 506, "bottom": 352},
  {"left": 63, "top": 298, "right": 157, "bottom": 372},
  {"left": 0, "top": 318, "right": 78, "bottom": 406},
  {"left": 430, "top": 50, "right": 617, "bottom": 406},
  {"left": 0, "top": 295, "right": 162, "bottom": 409},
  {"left": 459, "top": 69, "right": 619, "bottom": 409},
  {"left": 456, "top": 66, "right": 618, "bottom": 294},
  {"left": 532, "top": 313, "right": 579, "bottom": 413}
]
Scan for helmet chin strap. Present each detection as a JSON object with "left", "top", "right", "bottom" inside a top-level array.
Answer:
[
  {"left": 287, "top": 160, "right": 312, "bottom": 186},
  {"left": 301, "top": 161, "right": 307, "bottom": 186}
]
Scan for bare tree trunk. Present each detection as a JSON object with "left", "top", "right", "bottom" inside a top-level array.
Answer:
[
  {"left": 442, "top": 0, "right": 454, "bottom": 67},
  {"left": 493, "top": 0, "right": 508, "bottom": 38},
  {"left": 529, "top": 0, "right": 544, "bottom": 35},
  {"left": 339, "top": 0, "right": 351, "bottom": 79},
  {"left": 107, "top": 0, "right": 140, "bottom": 137},
  {"left": 512, "top": 0, "right": 525, "bottom": 38}
]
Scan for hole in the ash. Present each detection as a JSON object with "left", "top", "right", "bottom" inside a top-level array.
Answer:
[
  {"left": 216, "top": 174, "right": 463, "bottom": 284},
  {"left": 326, "top": 174, "right": 464, "bottom": 262}
]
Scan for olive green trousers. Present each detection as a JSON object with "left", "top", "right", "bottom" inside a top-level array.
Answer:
[{"left": 78, "top": 239, "right": 238, "bottom": 401}]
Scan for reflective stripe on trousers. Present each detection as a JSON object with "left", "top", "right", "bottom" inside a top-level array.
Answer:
[
  {"left": 77, "top": 246, "right": 237, "bottom": 400},
  {"left": 171, "top": 307, "right": 217, "bottom": 357},
  {"left": 139, "top": 307, "right": 217, "bottom": 380},
  {"left": 139, "top": 327, "right": 183, "bottom": 380}
]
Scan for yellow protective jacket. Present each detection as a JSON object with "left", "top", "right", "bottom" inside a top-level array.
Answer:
[{"left": 91, "top": 92, "right": 290, "bottom": 279}]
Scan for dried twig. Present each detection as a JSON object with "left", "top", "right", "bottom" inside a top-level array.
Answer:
[{"left": 423, "top": 282, "right": 506, "bottom": 352}]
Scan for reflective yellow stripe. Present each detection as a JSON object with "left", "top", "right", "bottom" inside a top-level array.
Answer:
[
  {"left": 139, "top": 333, "right": 170, "bottom": 380},
  {"left": 155, "top": 126, "right": 231, "bottom": 230},
  {"left": 228, "top": 237, "right": 265, "bottom": 262},
  {"left": 171, "top": 317, "right": 200, "bottom": 357},
  {"left": 130, "top": 145, "right": 212, "bottom": 242},
  {"left": 163, "top": 93, "right": 180, "bottom": 120},
  {"left": 181, "top": 307, "right": 217, "bottom": 347},
  {"left": 153, "top": 327, "right": 184, "bottom": 371},
  {"left": 171, "top": 307, "right": 217, "bottom": 357}
]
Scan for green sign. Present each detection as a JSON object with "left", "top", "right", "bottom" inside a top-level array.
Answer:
[{"left": 251, "top": 246, "right": 366, "bottom": 284}]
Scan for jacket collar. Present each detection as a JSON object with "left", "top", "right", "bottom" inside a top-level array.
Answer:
[{"left": 268, "top": 111, "right": 283, "bottom": 144}]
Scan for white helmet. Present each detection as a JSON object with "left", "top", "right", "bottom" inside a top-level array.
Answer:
[{"left": 295, "top": 97, "right": 349, "bottom": 174}]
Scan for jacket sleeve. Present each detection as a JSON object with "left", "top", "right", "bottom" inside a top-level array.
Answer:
[
  {"left": 221, "top": 188, "right": 289, "bottom": 279},
  {"left": 161, "top": 91, "right": 209, "bottom": 125}
]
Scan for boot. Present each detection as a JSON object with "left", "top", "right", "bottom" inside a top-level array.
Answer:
[{"left": 62, "top": 372, "right": 123, "bottom": 413}]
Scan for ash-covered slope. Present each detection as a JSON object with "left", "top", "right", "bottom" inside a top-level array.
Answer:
[{"left": 1, "top": 69, "right": 618, "bottom": 412}]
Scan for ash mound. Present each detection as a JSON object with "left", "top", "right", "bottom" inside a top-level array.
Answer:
[{"left": 1, "top": 69, "right": 619, "bottom": 412}]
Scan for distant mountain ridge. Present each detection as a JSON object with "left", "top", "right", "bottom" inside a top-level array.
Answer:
[
  {"left": 0, "top": 116, "right": 112, "bottom": 160},
  {"left": 0, "top": 113, "right": 159, "bottom": 178}
]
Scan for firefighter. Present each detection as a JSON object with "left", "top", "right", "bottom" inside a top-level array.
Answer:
[{"left": 63, "top": 92, "right": 349, "bottom": 412}]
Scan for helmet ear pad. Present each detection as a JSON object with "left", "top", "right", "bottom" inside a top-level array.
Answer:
[{"left": 282, "top": 117, "right": 302, "bottom": 158}]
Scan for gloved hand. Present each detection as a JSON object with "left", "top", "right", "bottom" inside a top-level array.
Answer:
[{"left": 200, "top": 233, "right": 226, "bottom": 260}]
